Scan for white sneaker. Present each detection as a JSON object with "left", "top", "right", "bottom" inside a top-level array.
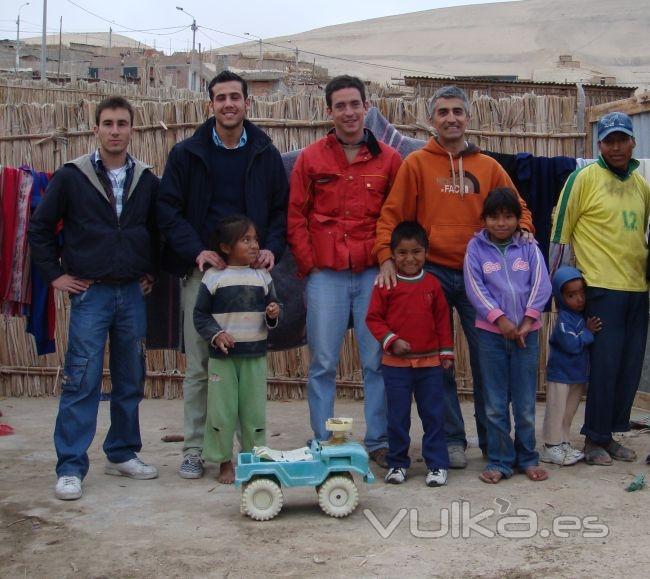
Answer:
[
  {"left": 55, "top": 475, "right": 82, "bottom": 500},
  {"left": 425, "top": 468, "right": 448, "bottom": 487},
  {"left": 384, "top": 467, "right": 407, "bottom": 484},
  {"left": 105, "top": 457, "right": 159, "bottom": 480},
  {"left": 540, "top": 444, "right": 581, "bottom": 466},
  {"left": 562, "top": 442, "right": 585, "bottom": 463},
  {"left": 540, "top": 444, "right": 567, "bottom": 465}
]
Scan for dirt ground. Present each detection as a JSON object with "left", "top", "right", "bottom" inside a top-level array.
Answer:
[{"left": 1, "top": 397, "right": 649, "bottom": 579}]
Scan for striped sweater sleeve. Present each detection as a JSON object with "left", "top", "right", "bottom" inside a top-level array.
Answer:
[{"left": 193, "top": 280, "right": 223, "bottom": 343}]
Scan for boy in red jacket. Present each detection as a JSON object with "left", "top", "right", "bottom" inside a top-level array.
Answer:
[{"left": 366, "top": 222, "right": 454, "bottom": 487}]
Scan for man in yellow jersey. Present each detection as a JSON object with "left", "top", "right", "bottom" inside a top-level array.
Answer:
[{"left": 550, "top": 112, "right": 650, "bottom": 466}]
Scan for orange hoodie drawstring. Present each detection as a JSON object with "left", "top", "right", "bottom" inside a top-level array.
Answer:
[{"left": 446, "top": 150, "right": 466, "bottom": 198}]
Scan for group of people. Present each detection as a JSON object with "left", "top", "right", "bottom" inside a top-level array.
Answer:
[{"left": 27, "top": 71, "right": 650, "bottom": 501}]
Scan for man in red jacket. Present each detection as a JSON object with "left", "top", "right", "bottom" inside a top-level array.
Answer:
[{"left": 287, "top": 75, "right": 401, "bottom": 467}]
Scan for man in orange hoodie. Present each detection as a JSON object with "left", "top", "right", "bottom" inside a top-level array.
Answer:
[{"left": 374, "top": 85, "right": 534, "bottom": 468}]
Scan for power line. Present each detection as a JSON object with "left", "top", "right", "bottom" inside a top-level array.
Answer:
[
  {"left": 196, "top": 29, "right": 226, "bottom": 49},
  {"left": 65, "top": 0, "right": 189, "bottom": 37},
  {"left": 20, "top": 1, "right": 447, "bottom": 77},
  {"left": 200, "top": 25, "right": 447, "bottom": 77}
]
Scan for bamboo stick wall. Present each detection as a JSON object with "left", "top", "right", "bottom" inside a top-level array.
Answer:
[{"left": 0, "top": 81, "right": 575, "bottom": 399}]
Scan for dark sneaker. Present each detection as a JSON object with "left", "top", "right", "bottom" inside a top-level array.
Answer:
[
  {"left": 603, "top": 440, "right": 637, "bottom": 462},
  {"left": 384, "top": 467, "right": 407, "bottom": 484},
  {"left": 369, "top": 448, "right": 389, "bottom": 469},
  {"left": 179, "top": 453, "right": 204, "bottom": 479},
  {"left": 447, "top": 445, "right": 467, "bottom": 469},
  {"left": 425, "top": 469, "right": 448, "bottom": 487}
]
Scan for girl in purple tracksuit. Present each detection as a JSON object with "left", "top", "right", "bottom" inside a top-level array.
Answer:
[{"left": 463, "top": 188, "right": 552, "bottom": 484}]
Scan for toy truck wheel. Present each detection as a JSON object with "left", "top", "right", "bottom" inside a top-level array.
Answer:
[
  {"left": 318, "top": 475, "right": 359, "bottom": 518},
  {"left": 241, "top": 478, "right": 284, "bottom": 521}
]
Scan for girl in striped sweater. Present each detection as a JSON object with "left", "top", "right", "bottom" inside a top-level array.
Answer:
[{"left": 194, "top": 215, "right": 280, "bottom": 484}]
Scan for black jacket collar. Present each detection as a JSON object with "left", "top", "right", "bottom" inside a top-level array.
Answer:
[{"left": 185, "top": 117, "right": 271, "bottom": 165}]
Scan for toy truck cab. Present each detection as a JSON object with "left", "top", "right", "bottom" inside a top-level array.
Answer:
[{"left": 236, "top": 419, "right": 375, "bottom": 520}]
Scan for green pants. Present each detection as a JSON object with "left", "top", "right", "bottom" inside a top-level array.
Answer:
[{"left": 203, "top": 355, "right": 267, "bottom": 464}]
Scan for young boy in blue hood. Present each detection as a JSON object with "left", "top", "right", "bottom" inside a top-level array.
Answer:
[{"left": 541, "top": 267, "right": 602, "bottom": 465}]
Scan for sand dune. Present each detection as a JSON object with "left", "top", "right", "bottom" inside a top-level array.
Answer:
[{"left": 218, "top": 0, "right": 649, "bottom": 88}]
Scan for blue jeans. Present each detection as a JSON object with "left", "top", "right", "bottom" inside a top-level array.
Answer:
[
  {"left": 54, "top": 282, "right": 146, "bottom": 479},
  {"left": 583, "top": 287, "right": 649, "bottom": 443},
  {"left": 425, "top": 263, "right": 487, "bottom": 451},
  {"left": 479, "top": 329, "right": 539, "bottom": 477},
  {"left": 382, "top": 365, "right": 448, "bottom": 470},
  {"left": 305, "top": 268, "right": 388, "bottom": 451}
]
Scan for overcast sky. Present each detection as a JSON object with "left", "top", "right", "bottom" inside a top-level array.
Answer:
[{"left": 4, "top": 0, "right": 518, "bottom": 53}]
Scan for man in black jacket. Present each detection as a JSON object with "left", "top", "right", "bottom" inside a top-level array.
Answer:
[
  {"left": 157, "top": 71, "right": 288, "bottom": 479},
  {"left": 29, "top": 96, "right": 160, "bottom": 500}
]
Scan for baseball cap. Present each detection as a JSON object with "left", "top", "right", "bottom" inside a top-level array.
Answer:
[{"left": 597, "top": 112, "right": 634, "bottom": 141}]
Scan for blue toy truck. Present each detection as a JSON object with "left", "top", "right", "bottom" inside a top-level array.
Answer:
[{"left": 235, "top": 421, "right": 375, "bottom": 521}]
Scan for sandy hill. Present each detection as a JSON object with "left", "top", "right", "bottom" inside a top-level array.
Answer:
[
  {"left": 217, "top": 0, "right": 649, "bottom": 89},
  {"left": 23, "top": 32, "right": 151, "bottom": 50}
]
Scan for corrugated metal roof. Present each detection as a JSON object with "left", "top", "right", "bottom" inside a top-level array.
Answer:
[
  {"left": 230, "top": 69, "right": 285, "bottom": 81},
  {"left": 404, "top": 75, "right": 637, "bottom": 90},
  {"left": 591, "top": 111, "right": 650, "bottom": 158}
]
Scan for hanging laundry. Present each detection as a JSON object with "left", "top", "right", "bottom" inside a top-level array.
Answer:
[
  {"left": 0, "top": 167, "right": 34, "bottom": 315},
  {"left": 26, "top": 169, "right": 57, "bottom": 355}
]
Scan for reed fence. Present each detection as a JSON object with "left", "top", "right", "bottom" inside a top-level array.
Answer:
[{"left": 0, "top": 80, "right": 578, "bottom": 399}]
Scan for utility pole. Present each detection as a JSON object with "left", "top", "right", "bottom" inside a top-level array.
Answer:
[
  {"left": 244, "top": 33, "right": 263, "bottom": 69},
  {"left": 57, "top": 16, "right": 62, "bottom": 80},
  {"left": 286, "top": 40, "right": 299, "bottom": 86},
  {"left": 109, "top": 27, "right": 112, "bottom": 49},
  {"left": 15, "top": 2, "right": 30, "bottom": 73},
  {"left": 40, "top": 0, "right": 47, "bottom": 82},
  {"left": 176, "top": 6, "right": 197, "bottom": 91}
]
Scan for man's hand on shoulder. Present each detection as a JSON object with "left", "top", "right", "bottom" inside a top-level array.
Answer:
[
  {"left": 196, "top": 250, "right": 225, "bottom": 272},
  {"left": 375, "top": 258, "right": 397, "bottom": 289},
  {"left": 252, "top": 249, "right": 275, "bottom": 271},
  {"left": 51, "top": 274, "right": 92, "bottom": 294}
]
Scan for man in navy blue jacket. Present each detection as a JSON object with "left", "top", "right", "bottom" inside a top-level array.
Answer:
[
  {"left": 157, "top": 71, "right": 288, "bottom": 479},
  {"left": 29, "top": 96, "right": 160, "bottom": 501}
]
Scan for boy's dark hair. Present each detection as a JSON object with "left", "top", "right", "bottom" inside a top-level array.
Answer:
[
  {"left": 210, "top": 214, "right": 256, "bottom": 259},
  {"left": 325, "top": 75, "right": 366, "bottom": 108},
  {"left": 208, "top": 70, "right": 248, "bottom": 100},
  {"left": 390, "top": 221, "right": 429, "bottom": 251},
  {"left": 481, "top": 188, "right": 522, "bottom": 220},
  {"left": 95, "top": 96, "right": 134, "bottom": 126}
]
